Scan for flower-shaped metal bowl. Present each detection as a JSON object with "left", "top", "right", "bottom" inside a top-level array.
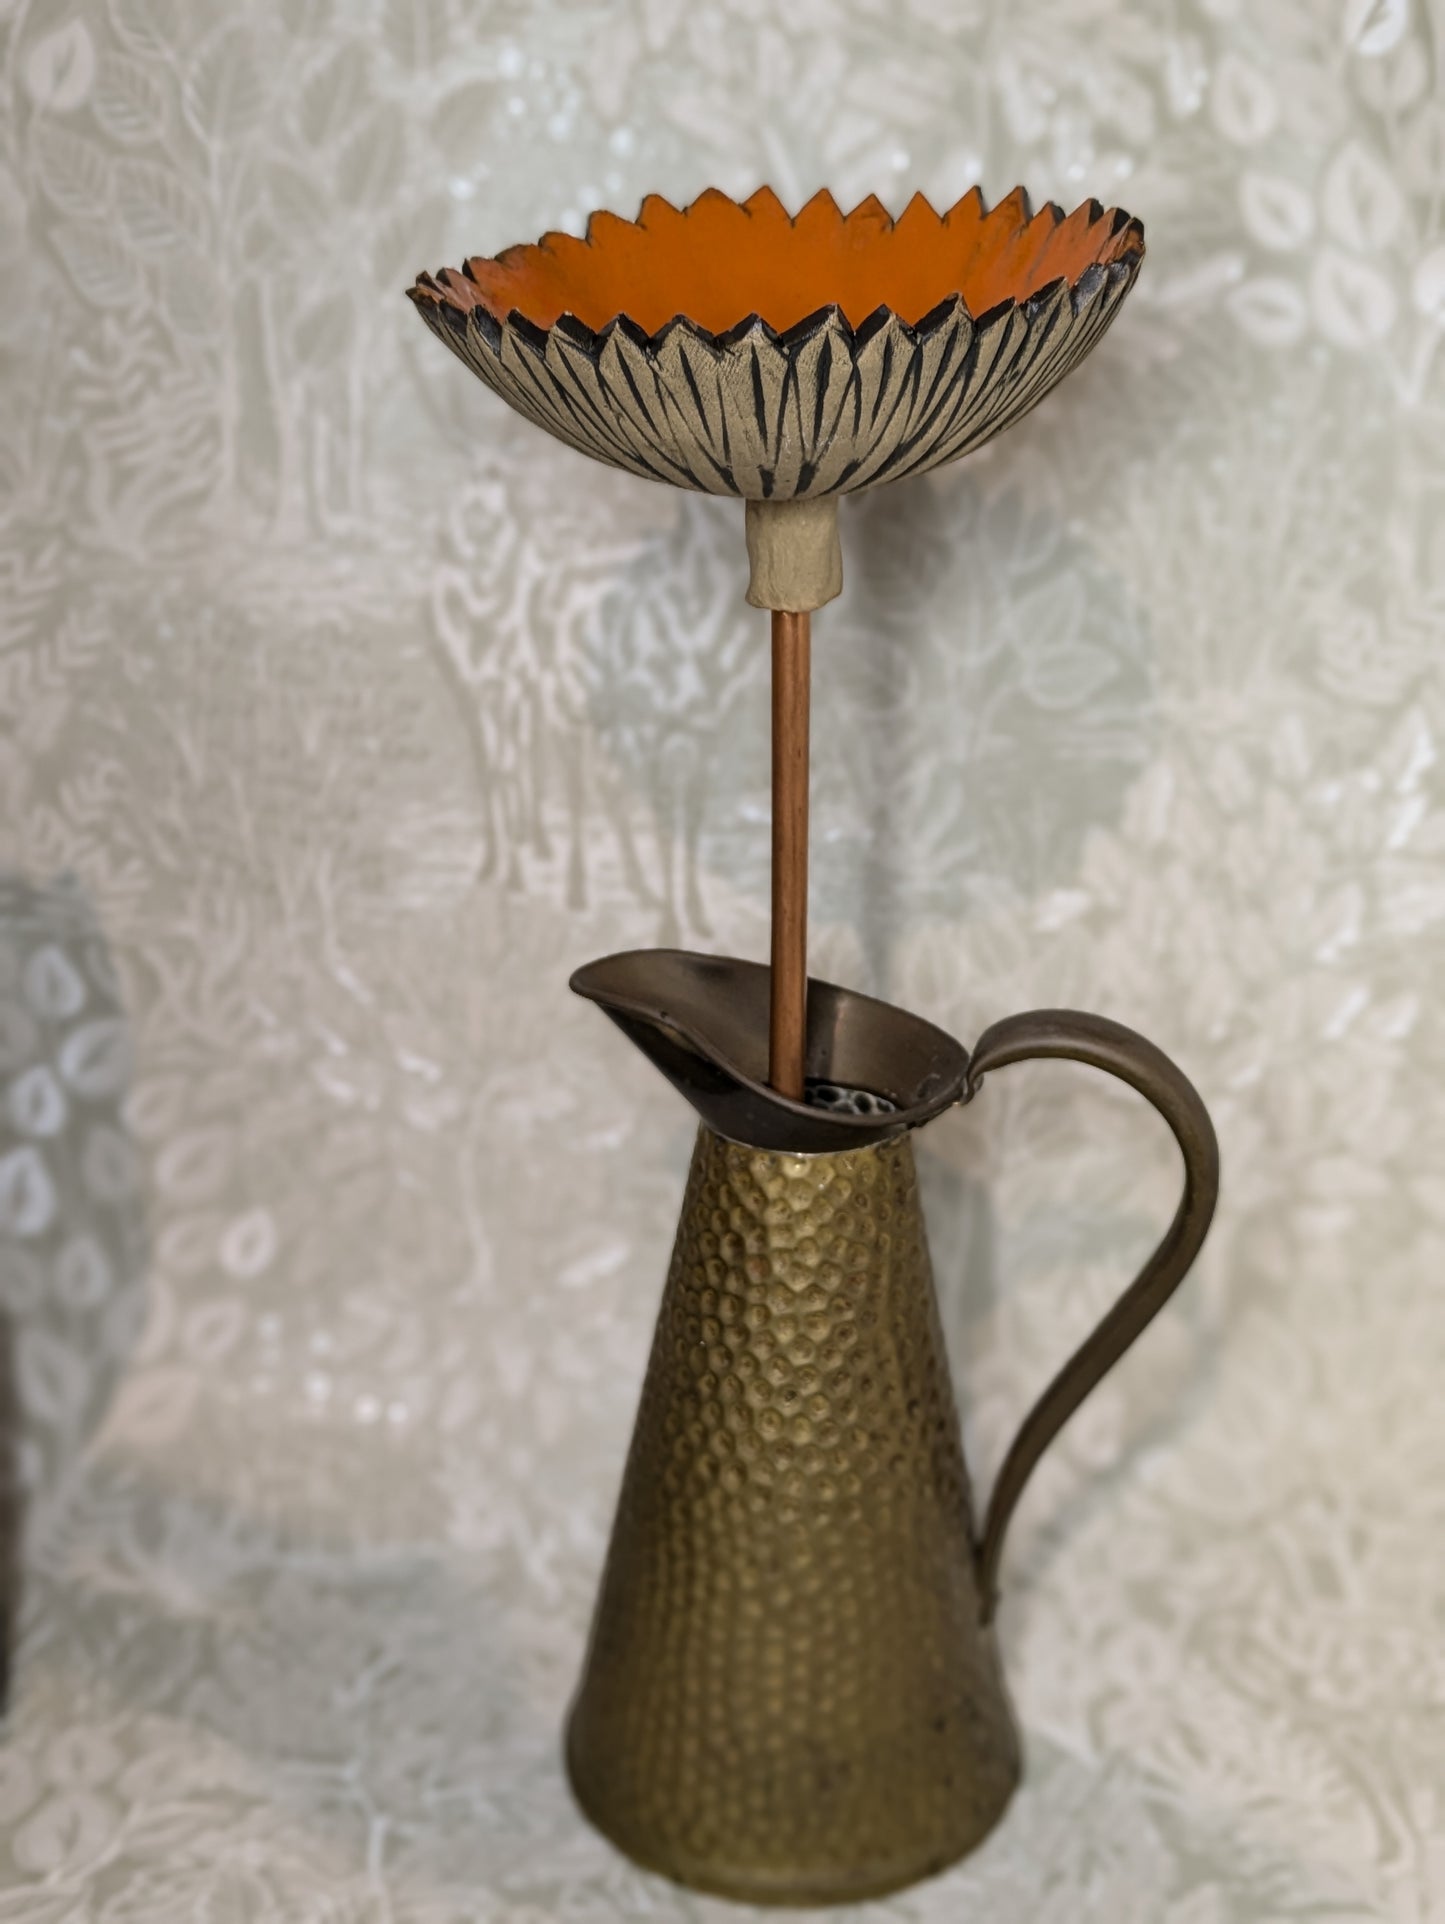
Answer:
[{"left": 409, "top": 186, "right": 1144, "bottom": 500}]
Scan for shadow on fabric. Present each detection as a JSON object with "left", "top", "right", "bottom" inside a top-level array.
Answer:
[{"left": 0, "top": 874, "right": 148, "bottom": 1711}]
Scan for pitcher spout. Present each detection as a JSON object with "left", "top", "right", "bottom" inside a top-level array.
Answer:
[
  {"left": 570, "top": 948, "right": 968, "bottom": 1153},
  {"left": 564, "top": 1120, "right": 1020, "bottom": 1903}
]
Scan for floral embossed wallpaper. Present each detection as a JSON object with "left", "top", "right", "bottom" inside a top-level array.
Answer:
[{"left": 1, "top": 0, "right": 1443, "bottom": 1918}]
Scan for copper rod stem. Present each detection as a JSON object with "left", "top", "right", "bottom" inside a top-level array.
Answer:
[{"left": 769, "top": 609, "right": 811, "bottom": 1100}]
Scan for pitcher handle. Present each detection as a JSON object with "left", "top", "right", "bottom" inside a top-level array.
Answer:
[{"left": 963, "top": 1009, "right": 1220, "bottom": 1623}]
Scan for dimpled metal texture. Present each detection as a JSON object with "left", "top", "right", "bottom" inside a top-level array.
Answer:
[{"left": 566, "top": 1126, "right": 1020, "bottom": 1904}]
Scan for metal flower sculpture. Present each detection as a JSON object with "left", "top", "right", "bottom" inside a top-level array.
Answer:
[{"left": 406, "top": 188, "right": 1217, "bottom": 1908}]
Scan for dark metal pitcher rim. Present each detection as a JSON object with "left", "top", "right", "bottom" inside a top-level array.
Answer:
[{"left": 570, "top": 947, "right": 970, "bottom": 1153}]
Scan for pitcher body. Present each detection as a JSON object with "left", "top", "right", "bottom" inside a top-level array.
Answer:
[{"left": 566, "top": 1125, "right": 1018, "bottom": 1904}]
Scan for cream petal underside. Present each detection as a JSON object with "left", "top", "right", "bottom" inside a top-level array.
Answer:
[{"left": 414, "top": 258, "right": 1142, "bottom": 500}]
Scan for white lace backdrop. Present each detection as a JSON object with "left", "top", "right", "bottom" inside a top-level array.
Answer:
[{"left": 0, "top": 1, "right": 1442, "bottom": 1919}]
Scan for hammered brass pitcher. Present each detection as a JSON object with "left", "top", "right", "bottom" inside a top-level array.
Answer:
[{"left": 567, "top": 950, "right": 1218, "bottom": 1905}]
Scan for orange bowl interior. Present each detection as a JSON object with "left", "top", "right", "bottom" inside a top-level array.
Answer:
[{"left": 423, "top": 186, "right": 1143, "bottom": 336}]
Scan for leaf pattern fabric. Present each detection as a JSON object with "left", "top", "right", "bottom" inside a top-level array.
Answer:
[{"left": 0, "top": 2, "right": 1441, "bottom": 1921}]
